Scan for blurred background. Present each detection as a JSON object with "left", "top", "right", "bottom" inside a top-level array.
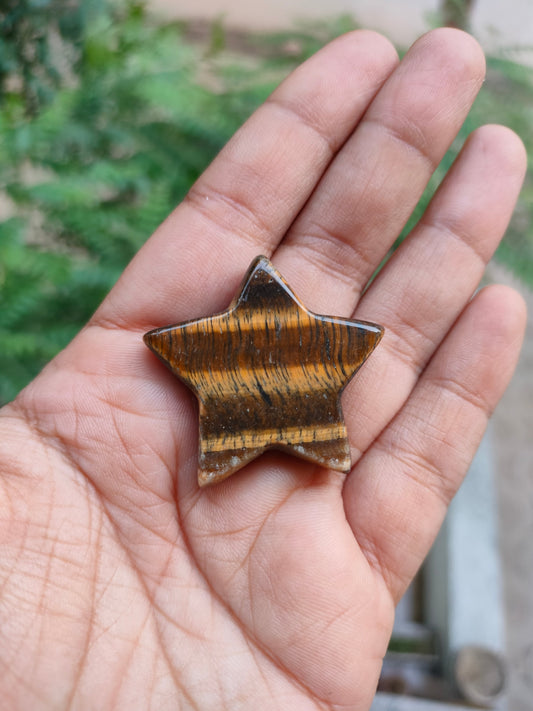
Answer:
[{"left": 0, "top": 0, "right": 531, "bottom": 708}]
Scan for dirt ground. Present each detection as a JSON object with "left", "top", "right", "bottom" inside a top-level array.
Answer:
[{"left": 150, "top": 0, "right": 533, "bottom": 64}]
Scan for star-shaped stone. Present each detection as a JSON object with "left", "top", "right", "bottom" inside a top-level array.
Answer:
[{"left": 144, "top": 256, "right": 383, "bottom": 487}]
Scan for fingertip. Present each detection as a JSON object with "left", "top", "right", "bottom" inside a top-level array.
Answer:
[
  {"left": 471, "top": 283, "right": 527, "bottom": 352},
  {"left": 411, "top": 27, "right": 486, "bottom": 81},
  {"left": 477, "top": 282, "right": 527, "bottom": 323},
  {"left": 305, "top": 28, "right": 399, "bottom": 84},
  {"left": 339, "top": 28, "right": 399, "bottom": 66},
  {"left": 270, "top": 28, "right": 400, "bottom": 154},
  {"left": 324, "top": 30, "right": 400, "bottom": 106},
  {"left": 468, "top": 124, "right": 528, "bottom": 182}
]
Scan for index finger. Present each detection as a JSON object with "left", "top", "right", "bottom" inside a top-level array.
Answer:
[{"left": 91, "top": 31, "right": 398, "bottom": 331}]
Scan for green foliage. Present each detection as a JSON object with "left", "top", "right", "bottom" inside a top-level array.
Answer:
[
  {"left": 0, "top": 217, "right": 88, "bottom": 399},
  {"left": 440, "top": 0, "right": 475, "bottom": 30},
  {"left": 0, "top": 0, "right": 110, "bottom": 113},
  {"left": 0, "top": 5, "right": 532, "bottom": 404}
]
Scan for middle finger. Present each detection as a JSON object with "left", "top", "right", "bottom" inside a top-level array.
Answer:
[{"left": 274, "top": 28, "right": 486, "bottom": 315}]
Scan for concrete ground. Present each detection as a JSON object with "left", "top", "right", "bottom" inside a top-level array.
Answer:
[{"left": 489, "top": 263, "right": 533, "bottom": 711}]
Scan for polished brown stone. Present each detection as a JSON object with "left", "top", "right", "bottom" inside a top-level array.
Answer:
[{"left": 144, "top": 256, "right": 384, "bottom": 486}]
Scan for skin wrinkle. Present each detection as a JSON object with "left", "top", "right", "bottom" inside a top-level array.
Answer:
[
  {"left": 1, "top": 660, "right": 50, "bottom": 709},
  {"left": 240, "top": 635, "right": 280, "bottom": 710},
  {"left": 372, "top": 437, "right": 455, "bottom": 507},
  {"left": 356, "top": 525, "right": 420, "bottom": 604},
  {"left": 189, "top": 521, "right": 264, "bottom": 540},
  {"left": 428, "top": 371, "right": 495, "bottom": 418},
  {"left": 343, "top": 365, "right": 448, "bottom": 588},
  {"left": 59, "top": 486, "right": 149, "bottom": 707},
  {"left": 92, "top": 560, "right": 127, "bottom": 619},
  {"left": 94, "top": 390, "right": 162, "bottom": 421},
  {"left": 150, "top": 595, "right": 211, "bottom": 645},
  {"left": 184, "top": 181, "right": 275, "bottom": 254},
  {"left": 63, "top": 502, "right": 101, "bottom": 711},
  {"left": 0, "top": 481, "right": 34, "bottom": 616},
  {"left": 6, "top": 613, "right": 46, "bottom": 702},
  {"left": 276, "top": 581, "right": 348, "bottom": 646},
  {"left": 287, "top": 222, "right": 373, "bottom": 296},
  {"left": 14, "top": 545, "right": 88, "bottom": 572},
  {"left": 218, "top": 487, "right": 299, "bottom": 591},
  {"left": 150, "top": 656, "right": 175, "bottom": 711},
  {"left": 146, "top": 656, "right": 159, "bottom": 711},
  {"left": 50, "top": 344, "right": 154, "bottom": 382},
  {"left": 109, "top": 405, "right": 133, "bottom": 467},
  {"left": 20, "top": 368, "right": 182, "bottom": 511},
  {"left": 99, "top": 443, "right": 180, "bottom": 515},
  {"left": 365, "top": 233, "right": 513, "bottom": 366},
  {"left": 265, "top": 96, "right": 341, "bottom": 157},
  {"left": 379, "top": 318, "right": 434, "bottom": 375},
  {"left": 418, "top": 217, "right": 490, "bottom": 266},
  {"left": 105, "top": 610, "right": 155, "bottom": 711},
  {"left": 0, "top": 577, "right": 36, "bottom": 672},
  {"left": 393, "top": 405, "right": 454, "bottom": 449},
  {"left": 34, "top": 482, "right": 59, "bottom": 678},
  {"left": 121, "top": 433, "right": 182, "bottom": 490},
  {"left": 362, "top": 115, "right": 437, "bottom": 174},
  {"left": 318, "top": 601, "right": 361, "bottom": 638},
  {"left": 102, "top": 508, "right": 182, "bottom": 585}
]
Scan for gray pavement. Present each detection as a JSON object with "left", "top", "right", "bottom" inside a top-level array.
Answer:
[{"left": 489, "top": 263, "right": 533, "bottom": 711}]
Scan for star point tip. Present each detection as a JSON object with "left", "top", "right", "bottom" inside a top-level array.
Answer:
[
  {"left": 143, "top": 330, "right": 155, "bottom": 348},
  {"left": 143, "top": 328, "right": 169, "bottom": 358}
]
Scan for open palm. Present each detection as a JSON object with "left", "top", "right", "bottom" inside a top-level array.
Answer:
[{"left": 0, "top": 29, "right": 527, "bottom": 711}]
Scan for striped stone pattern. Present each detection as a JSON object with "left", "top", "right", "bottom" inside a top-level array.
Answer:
[{"left": 144, "top": 256, "right": 383, "bottom": 486}]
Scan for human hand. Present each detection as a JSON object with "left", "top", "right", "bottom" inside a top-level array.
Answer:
[{"left": 0, "top": 28, "right": 526, "bottom": 711}]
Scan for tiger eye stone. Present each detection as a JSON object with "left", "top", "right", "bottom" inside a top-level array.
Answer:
[{"left": 144, "top": 256, "right": 384, "bottom": 487}]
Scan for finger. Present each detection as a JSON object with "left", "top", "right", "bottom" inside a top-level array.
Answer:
[
  {"left": 344, "top": 285, "right": 527, "bottom": 601},
  {"left": 273, "top": 28, "right": 486, "bottom": 315},
  {"left": 342, "top": 125, "right": 526, "bottom": 457},
  {"left": 92, "top": 31, "right": 398, "bottom": 331}
]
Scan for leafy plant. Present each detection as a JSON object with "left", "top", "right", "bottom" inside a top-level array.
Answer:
[
  {"left": 0, "top": 0, "right": 110, "bottom": 114},
  {"left": 440, "top": 0, "right": 476, "bottom": 30},
  {"left": 0, "top": 3, "right": 286, "bottom": 403}
]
